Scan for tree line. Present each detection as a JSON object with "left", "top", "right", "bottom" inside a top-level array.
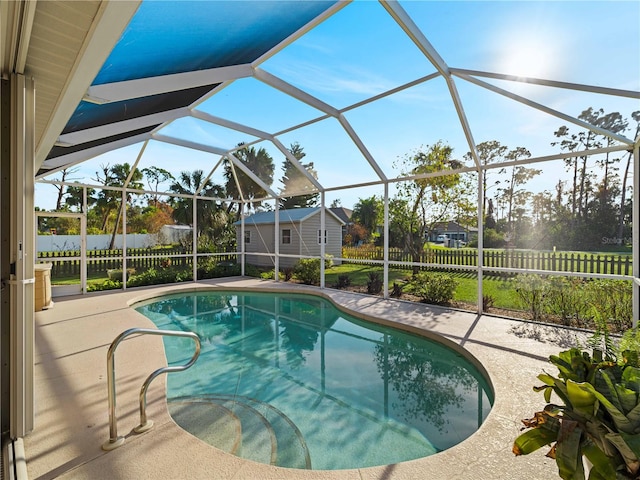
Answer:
[
  {"left": 349, "top": 107, "right": 638, "bottom": 253},
  {"left": 40, "top": 107, "right": 638, "bottom": 255},
  {"left": 40, "top": 141, "right": 319, "bottom": 250}
]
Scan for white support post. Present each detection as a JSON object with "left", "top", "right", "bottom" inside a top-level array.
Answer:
[
  {"left": 240, "top": 203, "right": 245, "bottom": 276},
  {"left": 477, "top": 167, "right": 484, "bottom": 314},
  {"left": 192, "top": 196, "right": 197, "bottom": 281},
  {"left": 121, "top": 189, "right": 127, "bottom": 289},
  {"left": 633, "top": 142, "right": 639, "bottom": 326},
  {"left": 81, "top": 187, "right": 88, "bottom": 293},
  {"left": 274, "top": 200, "right": 280, "bottom": 281},
  {"left": 320, "top": 193, "right": 326, "bottom": 289},
  {"left": 6, "top": 74, "right": 36, "bottom": 438},
  {"left": 383, "top": 184, "right": 389, "bottom": 299}
]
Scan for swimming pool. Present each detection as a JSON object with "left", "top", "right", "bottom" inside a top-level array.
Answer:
[{"left": 135, "top": 290, "right": 493, "bottom": 470}]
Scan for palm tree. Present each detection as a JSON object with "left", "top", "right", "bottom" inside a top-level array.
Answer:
[
  {"left": 224, "top": 142, "right": 274, "bottom": 218},
  {"left": 169, "top": 170, "right": 228, "bottom": 241}
]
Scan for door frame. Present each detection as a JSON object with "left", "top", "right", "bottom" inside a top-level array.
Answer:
[{"left": 35, "top": 211, "right": 87, "bottom": 296}]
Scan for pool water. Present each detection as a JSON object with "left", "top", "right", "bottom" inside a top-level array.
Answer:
[{"left": 135, "top": 291, "right": 493, "bottom": 470}]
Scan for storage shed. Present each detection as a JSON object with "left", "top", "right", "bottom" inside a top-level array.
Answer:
[{"left": 236, "top": 208, "right": 344, "bottom": 268}]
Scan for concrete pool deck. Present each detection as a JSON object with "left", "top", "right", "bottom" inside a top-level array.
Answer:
[{"left": 24, "top": 277, "right": 583, "bottom": 479}]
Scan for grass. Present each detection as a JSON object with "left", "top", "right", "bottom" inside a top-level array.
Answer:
[
  {"left": 52, "top": 271, "right": 108, "bottom": 286},
  {"left": 49, "top": 257, "right": 620, "bottom": 317},
  {"left": 324, "top": 264, "right": 521, "bottom": 310},
  {"left": 450, "top": 272, "right": 521, "bottom": 309},
  {"left": 324, "top": 263, "right": 407, "bottom": 286}
]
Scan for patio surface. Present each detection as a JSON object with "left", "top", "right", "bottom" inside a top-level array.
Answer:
[{"left": 23, "top": 277, "right": 586, "bottom": 479}]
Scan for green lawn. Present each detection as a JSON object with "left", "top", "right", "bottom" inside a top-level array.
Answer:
[
  {"left": 324, "top": 263, "right": 408, "bottom": 286},
  {"left": 50, "top": 257, "right": 621, "bottom": 317},
  {"left": 324, "top": 263, "right": 521, "bottom": 310},
  {"left": 450, "top": 272, "right": 521, "bottom": 309},
  {"left": 51, "top": 271, "right": 108, "bottom": 286}
]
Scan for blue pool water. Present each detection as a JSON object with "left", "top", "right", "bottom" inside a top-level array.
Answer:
[{"left": 135, "top": 291, "right": 493, "bottom": 470}]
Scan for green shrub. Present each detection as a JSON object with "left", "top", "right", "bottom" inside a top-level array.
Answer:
[
  {"left": 324, "top": 255, "right": 334, "bottom": 269},
  {"left": 293, "top": 257, "right": 333, "bottom": 285},
  {"left": 514, "top": 348, "right": 640, "bottom": 479},
  {"left": 87, "top": 279, "right": 122, "bottom": 292},
  {"left": 282, "top": 267, "right": 295, "bottom": 281},
  {"left": 544, "top": 276, "right": 589, "bottom": 326},
  {"left": 513, "top": 274, "right": 548, "bottom": 321},
  {"left": 405, "top": 271, "right": 457, "bottom": 305},
  {"left": 586, "top": 279, "right": 633, "bottom": 331},
  {"left": 619, "top": 327, "right": 640, "bottom": 357},
  {"left": 391, "top": 282, "right": 403, "bottom": 298},
  {"left": 261, "top": 269, "right": 276, "bottom": 280},
  {"left": 126, "top": 266, "right": 193, "bottom": 287},
  {"left": 335, "top": 274, "right": 351, "bottom": 289},
  {"left": 243, "top": 264, "right": 262, "bottom": 278},
  {"left": 366, "top": 272, "right": 383, "bottom": 294},
  {"left": 468, "top": 228, "right": 505, "bottom": 248},
  {"left": 294, "top": 259, "right": 321, "bottom": 285},
  {"left": 198, "top": 259, "right": 241, "bottom": 279},
  {"left": 106, "top": 268, "right": 135, "bottom": 281}
]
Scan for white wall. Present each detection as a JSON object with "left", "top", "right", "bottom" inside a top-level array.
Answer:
[{"left": 37, "top": 234, "right": 159, "bottom": 252}]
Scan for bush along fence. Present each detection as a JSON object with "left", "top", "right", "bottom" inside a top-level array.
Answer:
[
  {"left": 341, "top": 247, "right": 633, "bottom": 275},
  {"left": 86, "top": 254, "right": 243, "bottom": 292},
  {"left": 513, "top": 274, "right": 633, "bottom": 332},
  {"left": 37, "top": 245, "right": 235, "bottom": 279}
]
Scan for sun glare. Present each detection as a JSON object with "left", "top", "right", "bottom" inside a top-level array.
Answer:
[
  {"left": 493, "top": 23, "right": 558, "bottom": 81},
  {"left": 500, "top": 41, "right": 550, "bottom": 79}
]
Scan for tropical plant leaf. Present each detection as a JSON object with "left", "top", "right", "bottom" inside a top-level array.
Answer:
[
  {"left": 566, "top": 381, "right": 598, "bottom": 419},
  {"left": 513, "top": 425, "right": 558, "bottom": 456},
  {"left": 623, "top": 402, "right": 640, "bottom": 430},
  {"left": 552, "top": 350, "right": 582, "bottom": 381},
  {"left": 539, "top": 372, "right": 558, "bottom": 386},
  {"left": 555, "top": 418, "right": 585, "bottom": 480},
  {"left": 519, "top": 348, "right": 640, "bottom": 480},
  {"left": 622, "top": 366, "right": 640, "bottom": 395},
  {"left": 596, "top": 370, "right": 629, "bottom": 414},
  {"left": 618, "top": 431, "right": 640, "bottom": 464},
  {"left": 581, "top": 439, "right": 617, "bottom": 480},
  {"left": 574, "top": 381, "right": 632, "bottom": 433},
  {"left": 622, "top": 350, "right": 640, "bottom": 369},
  {"left": 604, "top": 432, "right": 640, "bottom": 476},
  {"left": 544, "top": 385, "right": 553, "bottom": 403}
]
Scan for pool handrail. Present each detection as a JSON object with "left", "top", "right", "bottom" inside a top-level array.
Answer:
[{"left": 102, "top": 327, "right": 201, "bottom": 451}]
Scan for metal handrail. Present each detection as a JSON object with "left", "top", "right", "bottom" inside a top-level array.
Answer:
[{"left": 102, "top": 328, "right": 201, "bottom": 451}]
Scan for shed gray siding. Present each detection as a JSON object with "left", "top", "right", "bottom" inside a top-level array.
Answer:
[
  {"left": 236, "top": 209, "right": 343, "bottom": 268},
  {"left": 240, "top": 223, "right": 275, "bottom": 267}
]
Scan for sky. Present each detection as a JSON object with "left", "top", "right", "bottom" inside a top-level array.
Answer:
[{"left": 35, "top": 0, "right": 640, "bottom": 213}]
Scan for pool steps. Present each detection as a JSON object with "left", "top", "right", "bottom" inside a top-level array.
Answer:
[{"left": 168, "top": 394, "right": 312, "bottom": 469}]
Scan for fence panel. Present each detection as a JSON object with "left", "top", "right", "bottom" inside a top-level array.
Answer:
[{"left": 340, "top": 247, "right": 632, "bottom": 276}]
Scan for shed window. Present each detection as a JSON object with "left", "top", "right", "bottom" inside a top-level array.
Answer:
[
  {"left": 282, "top": 229, "right": 291, "bottom": 244},
  {"left": 318, "top": 229, "right": 327, "bottom": 244},
  {"left": 244, "top": 230, "right": 251, "bottom": 244}
]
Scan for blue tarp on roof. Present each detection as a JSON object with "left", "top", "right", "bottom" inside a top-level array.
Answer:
[
  {"left": 95, "top": 1, "right": 336, "bottom": 84},
  {"left": 47, "top": 0, "right": 338, "bottom": 161}
]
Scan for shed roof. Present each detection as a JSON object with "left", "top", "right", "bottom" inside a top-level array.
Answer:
[{"left": 236, "top": 207, "right": 344, "bottom": 226}]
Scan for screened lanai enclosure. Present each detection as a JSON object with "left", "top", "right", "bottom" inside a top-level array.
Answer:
[
  {"left": 29, "top": 0, "right": 639, "bottom": 322},
  {"left": 1, "top": 0, "right": 639, "bottom": 452}
]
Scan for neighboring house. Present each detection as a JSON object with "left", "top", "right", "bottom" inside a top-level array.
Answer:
[
  {"left": 427, "top": 221, "right": 478, "bottom": 244},
  {"left": 329, "top": 207, "right": 353, "bottom": 241},
  {"left": 235, "top": 207, "right": 344, "bottom": 268}
]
